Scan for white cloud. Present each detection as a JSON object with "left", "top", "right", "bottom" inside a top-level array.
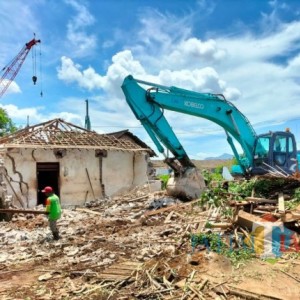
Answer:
[
  {"left": 0, "top": 1, "right": 39, "bottom": 42},
  {"left": 0, "top": 1, "right": 41, "bottom": 77},
  {"left": 0, "top": 104, "right": 42, "bottom": 124},
  {"left": 165, "top": 38, "right": 227, "bottom": 69},
  {"left": 0, "top": 103, "right": 83, "bottom": 129},
  {"left": 57, "top": 50, "right": 148, "bottom": 97},
  {"left": 137, "top": 9, "right": 191, "bottom": 49},
  {"left": 57, "top": 56, "right": 105, "bottom": 90},
  {"left": 286, "top": 53, "right": 300, "bottom": 75},
  {"left": 64, "top": 0, "right": 97, "bottom": 57},
  {"left": 1, "top": 80, "right": 21, "bottom": 96},
  {"left": 215, "top": 22, "right": 300, "bottom": 67},
  {"left": 48, "top": 111, "right": 82, "bottom": 125},
  {"left": 157, "top": 67, "right": 233, "bottom": 95},
  {"left": 55, "top": 2, "right": 300, "bottom": 159}
]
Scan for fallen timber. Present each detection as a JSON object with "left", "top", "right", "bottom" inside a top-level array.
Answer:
[{"left": 0, "top": 208, "right": 48, "bottom": 215}]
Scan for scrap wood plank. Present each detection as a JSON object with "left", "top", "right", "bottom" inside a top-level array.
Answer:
[
  {"left": 164, "top": 211, "right": 174, "bottom": 223},
  {"left": 188, "top": 284, "right": 206, "bottom": 300},
  {"left": 4, "top": 174, "right": 24, "bottom": 208},
  {"left": 253, "top": 209, "right": 270, "bottom": 215},
  {"left": 118, "top": 261, "right": 143, "bottom": 267},
  {"left": 236, "top": 210, "right": 265, "bottom": 230},
  {"left": 209, "top": 222, "right": 232, "bottom": 229},
  {"left": 278, "top": 192, "right": 285, "bottom": 214},
  {"left": 101, "top": 269, "right": 135, "bottom": 276},
  {"left": 108, "top": 264, "right": 142, "bottom": 271},
  {"left": 75, "top": 207, "right": 102, "bottom": 216},
  {"left": 97, "top": 273, "right": 130, "bottom": 281},
  {"left": 256, "top": 205, "right": 277, "bottom": 211},
  {"left": 98, "top": 261, "right": 143, "bottom": 281},
  {"left": 227, "top": 285, "right": 284, "bottom": 300},
  {"left": 229, "top": 200, "right": 250, "bottom": 207},
  {"left": 245, "top": 197, "right": 277, "bottom": 204},
  {"left": 0, "top": 208, "right": 48, "bottom": 215},
  {"left": 143, "top": 199, "right": 200, "bottom": 217},
  {"left": 173, "top": 211, "right": 185, "bottom": 219}
]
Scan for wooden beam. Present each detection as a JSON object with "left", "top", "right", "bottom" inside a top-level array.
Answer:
[
  {"left": 143, "top": 199, "right": 200, "bottom": 217},
  {"left": 4, "top": 174, "right": 24, "bottom": 208},
  {"left": 278, "top": 192, "right": 285, "bottom": 214},
  {"left": 245, "top": 197, "right": 277, "bottom": 204},
  {"left": 0, "top": 209, "right": 48, "bottom": 215},
  {"left": 75, "top": 207, "right": 102, "bottom": 216}
]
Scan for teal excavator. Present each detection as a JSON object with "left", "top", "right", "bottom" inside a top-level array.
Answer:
[{"left": 121, "top": 75, "right": 299, "bottom": 200}]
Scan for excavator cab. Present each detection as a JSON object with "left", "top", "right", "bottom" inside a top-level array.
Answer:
[{"left": 252, "top": 131, "right": 297, "bottom": 175}]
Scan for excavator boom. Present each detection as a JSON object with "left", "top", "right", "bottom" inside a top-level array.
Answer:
[
  {"left": 121, "top": 75, "right": 298, "bottom": 199},
  {"left": 122, "top": 75, "right": 257, "bottom": 171}
]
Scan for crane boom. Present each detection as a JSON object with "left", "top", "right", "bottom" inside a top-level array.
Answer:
[{"left": 0, "top": 38, "right": 41, "bottom": 98}]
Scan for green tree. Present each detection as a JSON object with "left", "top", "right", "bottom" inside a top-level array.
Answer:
[{"left": 0, "top": 108, "right": 17, "bottom": 137}]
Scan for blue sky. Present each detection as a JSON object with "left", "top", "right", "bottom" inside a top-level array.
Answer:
[{"left": 1, "top": 0, "right": 300, "bottom": 159}]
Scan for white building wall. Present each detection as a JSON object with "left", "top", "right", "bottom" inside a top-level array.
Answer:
[
  {"left": 59, "top": 149, "right": 102, "bottom": 206},
  {"left": 102, "top": 151, "right": 148, "bottom": 196},
  {"left": 133, "top": 153, "right": 149, "bottom": 186},
  {"left": 3, "top": 147, "right": 149, "bottom": 208}
]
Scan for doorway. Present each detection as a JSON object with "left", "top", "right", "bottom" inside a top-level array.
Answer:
[{"left": 37, "top": 162, "right": 60, "bottom": 205}]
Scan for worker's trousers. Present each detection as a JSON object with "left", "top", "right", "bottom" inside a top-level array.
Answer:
[{"left": 49, "top": 219, "right": 60, "bottom": 240}]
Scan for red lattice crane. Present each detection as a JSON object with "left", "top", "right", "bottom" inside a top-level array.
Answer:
[{"left": 0, "top": 37, "right": 41, "bottom": 98}]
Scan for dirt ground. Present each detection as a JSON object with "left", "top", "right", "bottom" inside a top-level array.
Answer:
[{"left": 0, "top": 186, "right": 300, "bottom": 300}]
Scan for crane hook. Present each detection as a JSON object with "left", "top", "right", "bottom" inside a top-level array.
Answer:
[{"left": 32, "top": 75, "right": 37, "bottom": 85}]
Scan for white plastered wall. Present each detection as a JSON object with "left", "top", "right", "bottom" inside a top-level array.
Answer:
[
  {"left": 3, "top": 147, "right": 149, "bottom": 207},
  {"left": 102, "top": 151, "right": 148, "bottom": 196}
]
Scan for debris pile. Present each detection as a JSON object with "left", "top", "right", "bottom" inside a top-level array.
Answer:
[{"left": 0, "top": 179, "right": 300, "bottom": 299}]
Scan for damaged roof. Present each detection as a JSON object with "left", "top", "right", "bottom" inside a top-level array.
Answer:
[
  {"left": 107, "top": 129, "right": 156, "bottom": 156},
  {"left": 0, "top": 118, "right": 155, "bottom": 155}
]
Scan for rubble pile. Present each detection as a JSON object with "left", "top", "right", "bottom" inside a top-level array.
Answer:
[{"left": 0, "top": 180, "right": 300, "bottom": 299}]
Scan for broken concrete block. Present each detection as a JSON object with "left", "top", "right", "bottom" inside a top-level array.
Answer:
[{"left": 148, "top": 180, "right": 162, "bottom": 192}]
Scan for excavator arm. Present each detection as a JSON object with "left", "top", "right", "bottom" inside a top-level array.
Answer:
[
  {"left": 122, "top": 75, "right": 298, "bottom": 200},
  {"left": 122, "top": 75, "right": 257, "bottom": 174}
]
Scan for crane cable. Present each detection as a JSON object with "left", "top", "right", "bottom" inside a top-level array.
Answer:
[
  {"left": 39, "top": 42, "right": 43, "bottom": 97},
  {"left": 31, "top": 44, "right": 37, "bottom": 85},
  {"left": 31, "top": 38, "right": 43, "bottom": 97}
]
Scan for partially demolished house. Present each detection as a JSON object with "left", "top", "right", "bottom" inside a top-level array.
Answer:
[{"left": 0, "top": 118, "right": 155, "bottom": 208}]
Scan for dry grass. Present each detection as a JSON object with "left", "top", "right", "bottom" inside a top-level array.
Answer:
[{"left": 151, "top": 159, "right": 232, "bottom": 171}]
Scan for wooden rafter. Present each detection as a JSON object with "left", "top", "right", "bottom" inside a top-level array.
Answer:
[{"left": 0, "top": 118, "right": 154, "bottom": 154}]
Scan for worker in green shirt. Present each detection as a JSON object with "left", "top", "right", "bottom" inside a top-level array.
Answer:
[{"left": 42, "top": 186, "right": 62, "bottom": 240}]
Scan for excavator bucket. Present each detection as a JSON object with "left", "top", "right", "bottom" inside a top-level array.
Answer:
[{"left": 166, "top": 168, "right": 206, "bottom": 200}]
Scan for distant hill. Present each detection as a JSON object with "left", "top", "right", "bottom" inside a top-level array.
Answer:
[{"left": 204, "top": 153, "right": 233, "bottom": 160}]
